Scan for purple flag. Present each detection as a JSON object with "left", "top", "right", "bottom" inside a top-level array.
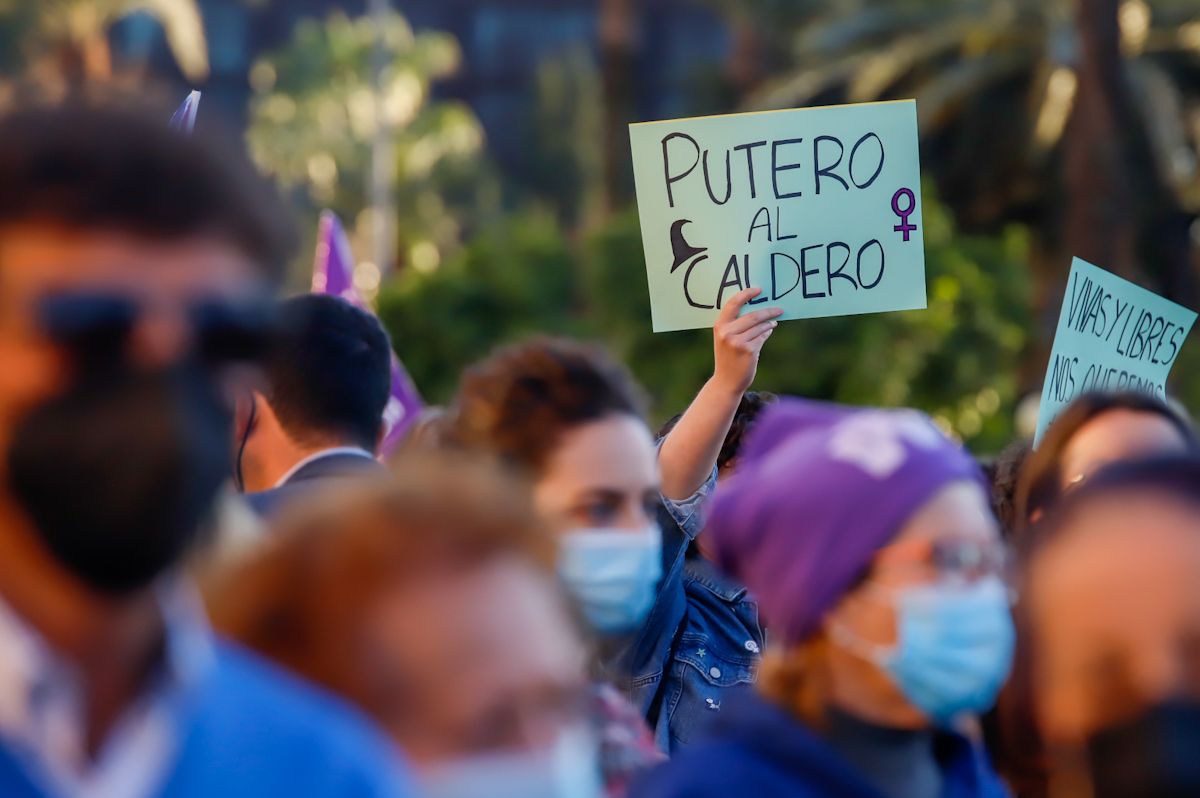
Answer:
[
  {"left": 313, "top": 211, "right": 423, "bottom": 456},
  {"left": 169, "top": 90, "right": 201, "bottom": 134}
]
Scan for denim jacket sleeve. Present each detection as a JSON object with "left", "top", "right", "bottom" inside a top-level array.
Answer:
[{"left": 655, "top": 439, "right": 718, "bottom": 542}]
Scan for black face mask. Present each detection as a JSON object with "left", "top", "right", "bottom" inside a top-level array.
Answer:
[
  {"left": 6, "top": 362, "right": 233, "bottom": 595},
  {"left": 1086, "top": 698, "right": 1200, "bottom": 798}
]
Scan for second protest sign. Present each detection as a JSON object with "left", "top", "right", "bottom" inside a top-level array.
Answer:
[{"left": 1035, "top": 257, "right": 1197, "bottom": 443}]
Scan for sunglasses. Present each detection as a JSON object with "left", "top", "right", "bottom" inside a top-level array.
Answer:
[{"left": 36, "top": 291, "right": 280, "bottom": 367}]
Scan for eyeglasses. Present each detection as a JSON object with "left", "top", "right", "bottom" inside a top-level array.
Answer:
[
  {"left": 875, "top": 536, "right": 1011, "bottom": 583},
  {"left": 929, "top": 537, "right": 1009, "bottom": 580},
  {"left": 37, "top": 291, "right": 279, "bottom": 367}
]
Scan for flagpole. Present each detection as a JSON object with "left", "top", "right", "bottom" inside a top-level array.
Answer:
[{"left": 369, "top": 0, "right": 395, "bottom": 285}]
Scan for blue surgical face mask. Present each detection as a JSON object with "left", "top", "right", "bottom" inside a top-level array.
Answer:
[
  {"left": 831, "top": 576, "right": 1015, "bottom": 725},
  {"left": 420, "top": 728, "right": 603, "bottom": 798},
  {"left": 557, "top": 525, "right": 662, "bottom": 635}
]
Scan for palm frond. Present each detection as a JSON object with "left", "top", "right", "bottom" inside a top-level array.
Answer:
[
  {"left": 914, "top": 50, "right": 1031, "bottom": 132},
  {"left": 744, "top": 49, "right": 873, "bottom": 109},
  {"left": 846, "top": 19, "right": 988, "bottom": 102}
]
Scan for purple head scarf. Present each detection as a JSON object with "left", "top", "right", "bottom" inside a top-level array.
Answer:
[{"left": 708, "top": 398, "right": 985, "bottom": 645}]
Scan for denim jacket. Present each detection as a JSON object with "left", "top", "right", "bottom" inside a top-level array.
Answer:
[
  {"left": 609, "top": 466, "right": 764, "bottom": 753},
  {"left": 653, "top": 557, "right": 763, "bottom": 750}
]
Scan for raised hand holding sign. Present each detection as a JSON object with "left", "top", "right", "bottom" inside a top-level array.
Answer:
[{"left": 713, "top": 287, "right": 783, "bottom": 395}]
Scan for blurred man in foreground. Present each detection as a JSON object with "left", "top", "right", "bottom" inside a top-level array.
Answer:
[
  {"left": 1026, "top": 456, "right": 1200, "bottom": 798},
  {"left": 0, "top": 98, "right": 410, "bottom": 797},
  {"left": 235, "top": 293, "right": 391, "bottom": 517}
]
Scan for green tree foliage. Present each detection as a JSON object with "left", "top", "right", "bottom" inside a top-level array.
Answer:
[
  {"left": 379, "top": 187, "right": 1031, "bottom": 453},
  {"left": 377, "top": 208, "right": 585, "bottom": 403},
  {"left": 522, "top": 47, "right": 606, "bottom": 229},
  {"left": 245, "top": 9, "right": 494, "bottom": 283}
]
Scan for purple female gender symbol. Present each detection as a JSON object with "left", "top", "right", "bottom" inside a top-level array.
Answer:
[{"left": 891, "top": 187, "right": 917, "bottom": 242}]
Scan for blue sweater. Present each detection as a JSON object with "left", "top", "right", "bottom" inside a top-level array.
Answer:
[
  {"left": 631, "top": 689, "right": 1008, "bottom": 798},
  {"left": 0, "top": 642, "right": 412, "bottom": 797}
]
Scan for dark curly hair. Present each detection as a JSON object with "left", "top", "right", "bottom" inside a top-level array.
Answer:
[
  {"left": 658, "top": 390, "right": 777, "bottom": 474},
  {"left": 988, "top": 439, "right": 1031, "bottom": 542},
  {"left": 448, "top": 337, "right": 648, "bottom": 474}
]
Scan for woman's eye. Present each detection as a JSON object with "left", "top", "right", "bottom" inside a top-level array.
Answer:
[
  {"left": 579, "top": 503, "right": 618, "bottom": 526},
  {"left": 643, "top": 497, "right": 660, "bottom": 519}
]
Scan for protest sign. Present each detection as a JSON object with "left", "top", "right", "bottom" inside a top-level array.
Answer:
[
  {"left": 169, "top": 90, "right": 201, "bottom": 134},
  {"left": 312, "top": 211, "right": 423, "bottom": 455},
  {"left": 629, "top": 100, "right": 926, "bottom": 332},
  {"left": 1035, "top": 258, "right": 1197, "bottom": 443}
]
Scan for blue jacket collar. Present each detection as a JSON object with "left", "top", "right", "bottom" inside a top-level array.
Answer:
[
  {"left": 277, "top": 448, "right": 380, "bottom": 486},
  {"left": 682, "top": 557, "right": 748, "bottom": 603}
]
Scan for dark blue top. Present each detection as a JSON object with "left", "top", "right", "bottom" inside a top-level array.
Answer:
[
  {"left": 0, "top": 641, "right": 411, "bottom": 797},
  {"left": 245, "top": 451, "right": 384, "bottom": 518},
  {"left": 630, "top": 689, "right": 1009, "bottom": 798}
]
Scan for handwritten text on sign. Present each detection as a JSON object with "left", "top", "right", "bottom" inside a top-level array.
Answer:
[
  {"left": 629, "top": 101, "right": 927, "bottom": 332},
  {"left": 1035, "top": 258, "right": 1197, "bottom": 443}
]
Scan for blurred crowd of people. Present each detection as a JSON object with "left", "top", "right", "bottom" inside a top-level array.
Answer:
[{"left": 0, "top": 95, "right": 1197, "bottom": 798}]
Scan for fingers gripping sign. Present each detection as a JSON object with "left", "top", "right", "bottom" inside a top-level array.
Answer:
[{"left": 713, "top": 287, "right": 783, "bottom": 395}]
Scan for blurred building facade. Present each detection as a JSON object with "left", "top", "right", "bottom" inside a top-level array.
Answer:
[{"left": 112, "top": 0, "right": 727, "bottom": 171}]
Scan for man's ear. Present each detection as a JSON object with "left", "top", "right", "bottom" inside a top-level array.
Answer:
[
  {"left": 232, "top": 393, "right": 251, "bottom": 437},
  {"left": 233, "top": 391, "right": 258, "bottom": 435},
  {"left": 234, "top": 390, "right": 274, "bottom": 442}
]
